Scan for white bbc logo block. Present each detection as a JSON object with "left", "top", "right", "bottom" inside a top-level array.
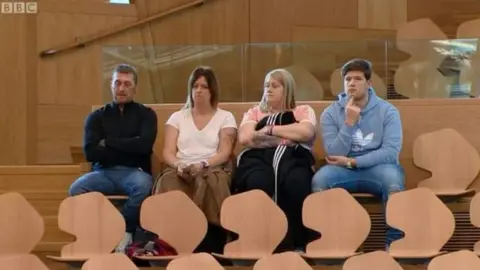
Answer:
[
  {"left": 1, "top": 2, "right": 13, "bottom": 13},
  {"left": 25, "top": 2, "right": 36, "bottom": 13},
  {"left": 1, "top": 2, "right": 37, "bottom": 14}
]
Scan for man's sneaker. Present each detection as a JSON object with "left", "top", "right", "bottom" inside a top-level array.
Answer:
[{"left": 115, "top": 232, "right": 133, "bottom": 253}]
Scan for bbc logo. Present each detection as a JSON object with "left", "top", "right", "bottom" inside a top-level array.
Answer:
[{"left": 1, "top": 2, "right": 37, "bottom": 14}]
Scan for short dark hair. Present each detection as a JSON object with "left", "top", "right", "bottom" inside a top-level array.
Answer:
[
  {"left": 186, "top": 66, "right": 219, "bottom": 108},
  {"left": 112, "top": 64, "right": 138, "bottom": 85},
  {"left": 341, "top": 59, "right": 372, "bottom": 80}
]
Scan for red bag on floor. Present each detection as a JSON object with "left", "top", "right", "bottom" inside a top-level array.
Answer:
[{"left": 126, "top": 237, "right": 177, "bottom": 258}]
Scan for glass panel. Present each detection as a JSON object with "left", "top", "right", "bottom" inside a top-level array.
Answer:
[
  {"left": 386, "top": 38, "right": 479, "bottom": 99},
  {"left": 101, "top": 39, "right": 480, "bottom": 103},
  {"left": 102, "top": 45, "right": 244, "bottom": 104}
]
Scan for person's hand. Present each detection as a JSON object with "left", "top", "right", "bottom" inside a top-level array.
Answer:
[
  {"left": 281, "top": 139, "right": 296, "bottom": 146},
  {"left": 326, "top": 156, "right": 349, "bottom": 166},
  {"left": 176, "top": 163, "right": 188, "bottom": 178},
  {"left": 188, "top": 163, "right": 206, "bottom": 178},
  {"left": 345, "top": 97, "right": 360, "bottom": 126}
]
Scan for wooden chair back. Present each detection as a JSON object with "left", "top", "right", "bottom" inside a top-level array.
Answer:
[
  {"left": 166, "top": 253, "right": 224, "bottom": 270},
  {"left": 386, "top": 188, "right": 455, "bottom": 257},
  {"left": 469, "top": 192, "right": 480, "bottom": 252},
  {"left": 0, "top": 192, "right": 44, "bottom": 255},
  {"left": 252, "top": 252, "right": 312, "bottom": 270},
  {"left": 140, "top": 191, "right": 208, "bottom": 255},
  {"left": 0, "top": 254, "right": 50, "bottom": 270},
  {"left": 343, "top": 251, "right": 403, "bottom": 270},
  {"left": 58, "top": 192, "right": 125, "bottom": 257},
  {"left": 220, "top": 190, "right": 288, "bottom": 258},
  {"left": 302, "top": 188, "right": 371, "bottom": 258},
  {"left": 81, "top": 253, "right": 138, "bottom": 270},
  {"left": 413, "top": 128, "right": 480, "bottom": 195},
  {"left": 427, "top": 250, "right": 480, "bottom": 270}
]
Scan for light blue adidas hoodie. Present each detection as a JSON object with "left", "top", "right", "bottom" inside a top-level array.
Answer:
[{"left": 320, "top": 88, "right": 402, "bottom": 168}]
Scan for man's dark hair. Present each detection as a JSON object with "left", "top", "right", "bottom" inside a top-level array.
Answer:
[
  {"left": 341, "top": 59, "right": 372, "bottom": 80},
  {"left": 113, "top": 64, "right": 138, "bottom": 85}
]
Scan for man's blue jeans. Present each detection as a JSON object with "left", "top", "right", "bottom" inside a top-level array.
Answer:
[
  {"left": 311, "top": 163, "right": 405, "bottom": 249},
  {"left": 69, "top": 166, "right": 152, "bottom": 233}
]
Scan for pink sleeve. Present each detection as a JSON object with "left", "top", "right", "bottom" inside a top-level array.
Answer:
[
  {"left": 240, "top": 106, "right": 259, "bottom": 127},
  {"left": 294, "top": 105, "right": 317, "bottom": 126}
]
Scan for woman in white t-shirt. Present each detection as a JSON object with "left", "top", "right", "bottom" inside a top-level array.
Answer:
[{"left": 153, "top": 66, "right": 237, "bottom": 254}]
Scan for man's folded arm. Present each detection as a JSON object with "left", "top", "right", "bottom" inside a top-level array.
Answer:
[
  {"left": 83, "top": 112, "right": 115, "bottom": 162},
  {"left": 105, "top": 108, "right": 158, "bottom": 154}
]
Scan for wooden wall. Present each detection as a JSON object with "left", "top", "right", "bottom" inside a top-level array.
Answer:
[{"left": 0, "top": 0, "right": 479, "bottom": 165}]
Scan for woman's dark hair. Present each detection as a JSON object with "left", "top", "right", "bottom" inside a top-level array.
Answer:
[{"left": 184, "top": 66, "right": 219, "bottom": 109}]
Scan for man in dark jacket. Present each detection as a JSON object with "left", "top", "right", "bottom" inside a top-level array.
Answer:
[{"left": 69, "top": 64, "right": 157, "bottom": 252}]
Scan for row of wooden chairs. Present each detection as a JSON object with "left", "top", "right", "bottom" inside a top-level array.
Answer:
[
  {"left": 1, "top": 186, "right": 479, "bottom": 269},
  {"left": 44, "top": 186, "right": 480, "bottom": 267},
  {"left": 80, "top": 249, "right": 480, "bottom": 270}
]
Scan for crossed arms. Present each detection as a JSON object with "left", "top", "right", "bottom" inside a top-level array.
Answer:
[{"left": 83, "top": 109, "right": 158, "bottom": 162}]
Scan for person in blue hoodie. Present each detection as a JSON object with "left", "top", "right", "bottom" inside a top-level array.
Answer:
[{"left": 312, "top": 58, "right": 405, "bottom": 249}]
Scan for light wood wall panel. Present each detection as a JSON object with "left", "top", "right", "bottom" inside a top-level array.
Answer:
[
  {"left": 249, "top": 0, "right": 358, "bottom": 42},
  {"left": 36, "top": 1, "right": 148, "bottom": 164},
  {"left": 0, "top": 14, "right": 36, "bottom": 165},
  {"left": 358, "top": 0, "right": 407, "bottom": 30},
  {"left": 145, "top": 0, "right": 250, "bottom": 104},
  {"left": 2, "top": 0, "right": 480, "bottom": 165},
  {"left": 407, "top": 0, "right": 480, "bottom": 37}
]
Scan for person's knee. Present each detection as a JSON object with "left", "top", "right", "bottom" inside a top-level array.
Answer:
[
  {"left": 68, "top": 175, "right": 93, "bottom": 196},
  {"left": 68, "top": 183, "right": 82, "bottom": 197},
  {"left": 129, "top": 171, "right": 153, "bottom": 197},
  {"left": 312, "top": 165, "right": 340, "bottom": 192},
  {"left": 375, "top": 164, "right": 405, "bottom": 194}
]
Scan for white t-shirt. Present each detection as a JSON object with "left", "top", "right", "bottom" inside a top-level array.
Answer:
[{"left": 166, "top": 108, "right": 237, "bottom": 164}]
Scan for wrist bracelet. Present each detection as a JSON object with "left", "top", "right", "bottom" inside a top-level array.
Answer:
[{"left": 268, "top": 125, "right": 274, "bottom": 136}]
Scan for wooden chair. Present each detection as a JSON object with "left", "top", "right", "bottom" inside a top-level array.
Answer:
[
  {"left": 301, "top": 188, "right": 371, "bottom": 263},
  {"left": 413, "top": 128, "right": 480, "bottom": 198},
  {"left": 166, "top": 253, "right": 224, "bottom": 270},
  {"left": 0, "top": 192, "right": 49, "bottom": 270},
  {"left": 427, "top": 250, "right": 480, "bottom": 270},
  {"left": 469, "top": 192, "right": 480, "bottom": 254},
  {"left": 46, "top": 192, "right": 126, "bottom": 268},
  {"left": 81, "top": 253, "right": 138, "bottom": 270},
  {"left": 212, "top": 190, "right": 288, "bottom": 266},
  {"left": 343, "top": 251, "right": 403, "bottom": 270},
  {"left": 134, "top": 191, "right": 208, "bottom": 267},
  {"left": 253, "top": 252, "right": 312, "bottom": 270},
  {"left": 0, "top": 254, "right": 50, "bottom": 270},
  {"left": 386, "top": 188, "right": 455, "bottom": 259}
]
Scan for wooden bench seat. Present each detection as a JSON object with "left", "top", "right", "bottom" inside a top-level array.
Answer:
[{"left": 82, "top": 100, "right": 480, "bottom": 195}]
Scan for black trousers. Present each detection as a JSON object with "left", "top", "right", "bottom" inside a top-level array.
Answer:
[{"left": 240, "top": 163, "right": 314, "bottom": 251}]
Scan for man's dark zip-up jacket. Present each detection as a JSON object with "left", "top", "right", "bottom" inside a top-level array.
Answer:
[{"left": 83, "top": 101, "right": 158, "bottom": 175}]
